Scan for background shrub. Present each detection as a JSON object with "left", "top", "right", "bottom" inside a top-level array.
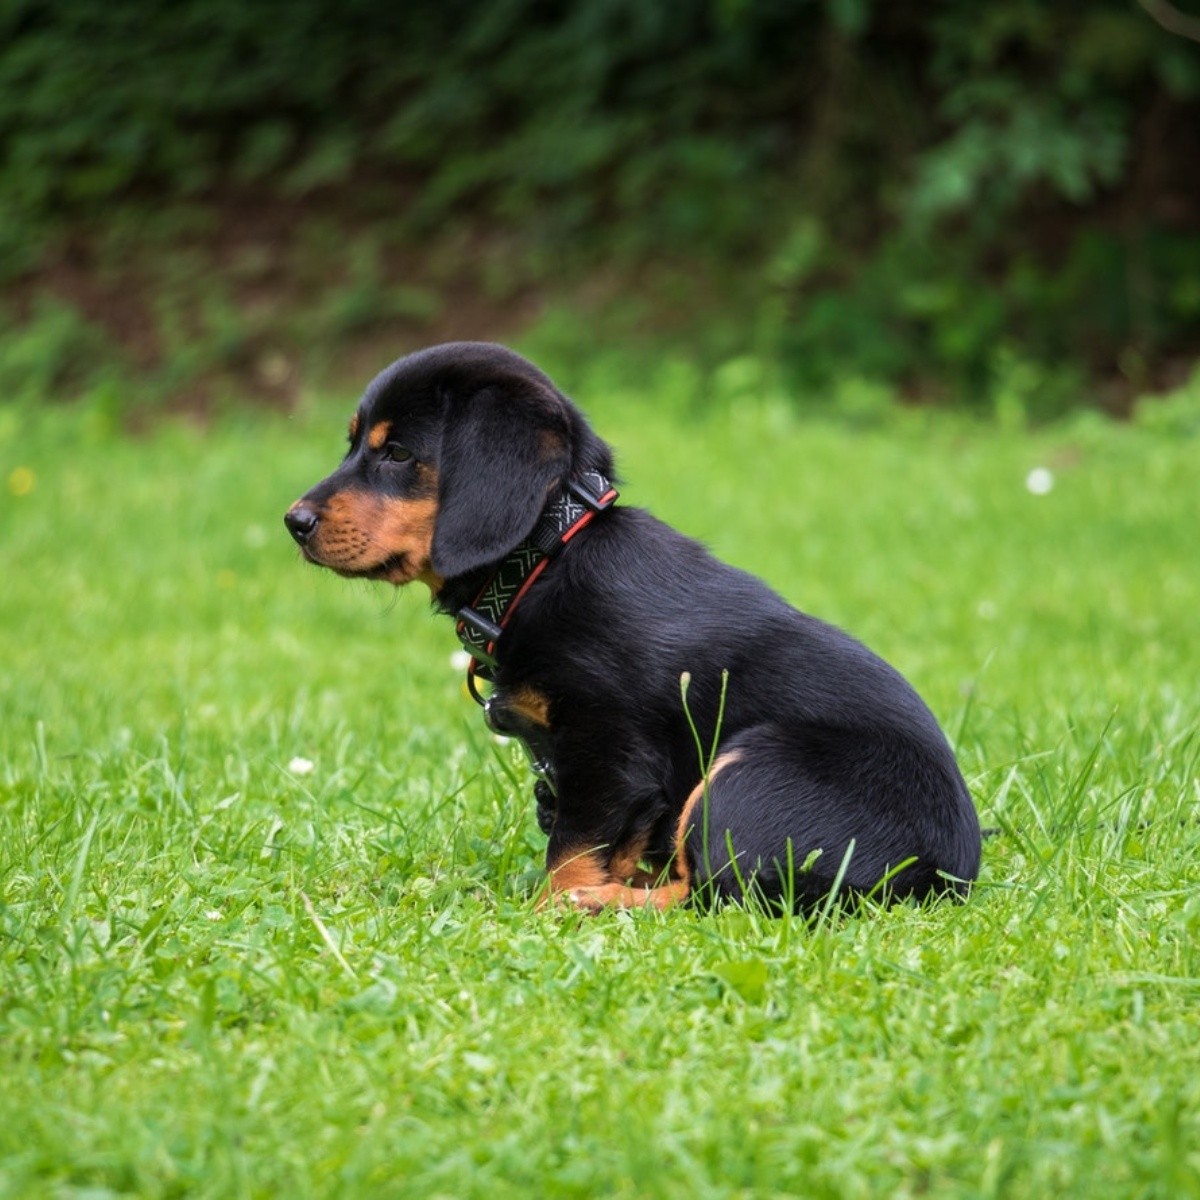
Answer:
[{"left": 2, "top": 0, "right": 1198, "bottom": 411}]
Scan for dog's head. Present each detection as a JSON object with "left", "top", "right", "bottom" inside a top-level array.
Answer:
[{"left": 284, "top": 342, "right": 612, "bottom": 591}]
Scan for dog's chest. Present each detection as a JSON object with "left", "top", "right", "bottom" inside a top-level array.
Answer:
[{"left": 483, "top": 688, "right": 558, "bottom": 796}]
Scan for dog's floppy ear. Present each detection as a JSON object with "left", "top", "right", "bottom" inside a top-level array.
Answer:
[{"left": 431, "top": 382, "right": 571, "bottom": 578}]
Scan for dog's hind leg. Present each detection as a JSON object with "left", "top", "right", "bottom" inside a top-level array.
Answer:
[{"left": 679, "top": 726, "right": 973, "bottom": 911}]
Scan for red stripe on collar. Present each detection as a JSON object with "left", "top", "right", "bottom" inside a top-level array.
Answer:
[{"left": 456, "top": 471, "right": 617, "bottom": 704}]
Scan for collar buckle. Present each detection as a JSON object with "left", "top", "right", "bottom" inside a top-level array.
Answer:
[
  {"left": 457, "top": 606, "right": 503, "bottom": 668},
  {"left": 567, "top": 472, "right": 617, "bottom": 513}
]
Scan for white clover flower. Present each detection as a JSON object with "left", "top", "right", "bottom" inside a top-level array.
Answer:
[
  {"left": 450, "top": 649, "right": 473, "bottom": 671},
  {"left": 287, "top": 756, "right": 315, "bottom": 776},
  {"left": 1025, "top": 467, "right": 1054, "bottom": 495}
]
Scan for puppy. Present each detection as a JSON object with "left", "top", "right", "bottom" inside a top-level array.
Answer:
[{"left": 285, "top": 343, "right": 981, "bottom": 912}]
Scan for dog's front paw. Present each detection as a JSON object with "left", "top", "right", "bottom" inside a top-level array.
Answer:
[
  {"left": 568, "top": 881, "right": 691, "bottom": 913},
  {"left": 534, "top": 780, "right": 556, "bottom": 835},
  {"left": 567, "top": 887, "right": 609, "bottom": 914}
]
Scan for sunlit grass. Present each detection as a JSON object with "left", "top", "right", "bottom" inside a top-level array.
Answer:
[{"left": 1, "top": 384, "right": 1198, "bottom": 1197}]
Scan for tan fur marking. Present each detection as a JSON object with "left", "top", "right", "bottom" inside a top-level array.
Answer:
[
  {"left": 537, "top": 846, "right": 609, "bottom": 910},
  {"left": 539, "top": 751, "right": 745, "bottom": 913},
  {"left": 547, "top": 847, "right": 608, "bottom": 893},
  {"left": 542, "top": 844, "right": 687, "bottom": 912},
  {"left": 673, "top": 749, "right": 745, "bottom": 889},
  {"left": 568, "top": 881, "right": 691, "bottom": 913},
  {"left": 306, "top": 489, "right": 437, "bottom": 586},
  {"left": 367, "top": 421, "right": 392, "bottom": 450},
  {"left": 608, "top": 834, "right": 653, "bottom": 887},
  {"left": 544, "top": 838, "right": 689, "bottom": 912},
  {"left": 507, "top": 686, "right": 551, "bottom": 729},
  {"left": 348, "top": 411, "right": 361, "bottom": 443}
]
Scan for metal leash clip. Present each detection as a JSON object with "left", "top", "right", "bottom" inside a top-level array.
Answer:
[{"left": 483, "top": 694, "right": 558, "bottom": 798}]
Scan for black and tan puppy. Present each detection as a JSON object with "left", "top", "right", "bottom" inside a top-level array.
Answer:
[{"left": 285, "top": 343, "right": 981, "bottom": 913}]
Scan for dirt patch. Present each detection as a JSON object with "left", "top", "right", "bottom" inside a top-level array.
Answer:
[{"left": 8, "top": 186, "right": 554, "bottom": 418}]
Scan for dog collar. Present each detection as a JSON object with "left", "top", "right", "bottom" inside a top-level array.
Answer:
[{"left": 456, "top": 470, "right": 617, "bottom": 703}]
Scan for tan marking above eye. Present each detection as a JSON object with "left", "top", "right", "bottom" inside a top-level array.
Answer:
[{"left": 367, "top": 421, "right": 392, "bottom": 451}]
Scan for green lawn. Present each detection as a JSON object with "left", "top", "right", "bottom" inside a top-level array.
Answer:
[{"left": 1, "top": 378, "right": 1198, "bottom": 1198}]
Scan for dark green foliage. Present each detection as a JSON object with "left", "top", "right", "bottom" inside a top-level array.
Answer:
[
  {"left": 1, "top": 0, "right": 1198, "bottom": 408},
  {"left": 0, "top": 0, "right": 820, "bottom": 240}
]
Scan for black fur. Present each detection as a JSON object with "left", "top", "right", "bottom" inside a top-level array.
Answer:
[{"left": 287, "top": 342, "right": 982, "bottom": 912}]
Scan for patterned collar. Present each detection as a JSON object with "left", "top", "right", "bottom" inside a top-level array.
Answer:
[{"left": 455, "top": 470, "right": 617, "bottom": 704}]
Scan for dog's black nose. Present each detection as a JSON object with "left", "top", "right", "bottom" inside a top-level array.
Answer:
[{"left": 285, "top": 503, "right": 319, "bottom": 545}]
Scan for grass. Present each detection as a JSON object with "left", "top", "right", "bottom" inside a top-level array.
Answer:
[{"left": 1, "top": 376, "right": 1199, "bottom": 1198}]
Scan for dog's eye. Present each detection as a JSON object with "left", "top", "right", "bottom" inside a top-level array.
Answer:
[{"left": 383, "top": 443, "right": 413, "bottom": 463}]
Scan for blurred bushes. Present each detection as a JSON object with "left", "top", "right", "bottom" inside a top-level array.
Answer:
[{"left": 1, "top": 0, "right": 1198, "bottom": 412}]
